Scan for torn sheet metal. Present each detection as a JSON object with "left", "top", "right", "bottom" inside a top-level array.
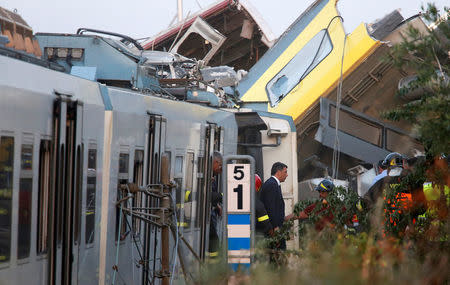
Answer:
[
  {"left": 237, "top": 0, "right": 276, "bottom": 47},
  {"left": 170, "top": 17, "right": 226, "bottom": 65},
  {"left": 140, "top": 0, "right": 275, "bottom": 71}
]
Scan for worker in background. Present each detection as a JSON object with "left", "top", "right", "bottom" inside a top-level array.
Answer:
[
  {"left": 364, "top": 152, "right": 408, "bottom": 207},
  {"left": 370, "top": 160, "right": 388, "bottom": 187},
  {"left": 367, "top": 152, "right": 416, "bottom": 236},
  {"left": 254, "top": 174, "right": 274, "bottom": 238},
  {"left": 297, "top": 179, "right": 338, "bottom": 231},
  {"left": 208, "top": 151, "right": 223, "bottom": 258},
  {"left": 417, "top": 156, "right": 450, "bottom": 240}
]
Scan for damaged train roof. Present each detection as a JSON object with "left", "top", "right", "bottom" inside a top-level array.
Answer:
[{"left": 140, "top": 0, "right": 276, "bottom": 71}]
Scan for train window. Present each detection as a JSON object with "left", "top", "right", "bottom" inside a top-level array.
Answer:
[
  {"left": 329, "top": 105, "right": 383, "bottom": 147},
  {"left": 119, "top": 153, "right": 129, "bottom": 175},
  {"left": 195, "top": 156, "right": 204, "bottom": 228},
  {"left": 174, "top": 177, "right": 184, "bottom": 228},
  {"left": 184, "top": 152, "right": 194, "bottom": 228},
  {"left": 174, "top": 155, "right": 184, "bottom": 228},
  {"left": 74, "top": 144, "right": 83, "bottom": 244},
  {"left": 132, "top": 150, "right": 144, "bottom": 234},
  {"left": 57, "top": 144, "right": 65, "bottom": 244},
  {"left": 18, "top": 144, "right": 33, "bottom": 259},
  {"left": 266, "top": 29, "right": 333, "bottom": 107},
  {"left": 174, "top": 155, "right": 186, "bottom": 227},
  {"left": 386, "top": 129, "right": 424, "bottom": 156},
  {"left": 85, "top": 149, "right": 97, "bottom": 244},
  {"left": 0, "top": 136, "right": 14, "bottom": 263},
  {"left": 175, "top": 156, "right": 183, "bottom": 176},
  {"left": 116, "top": 153, "right": 129, "bottom": 241},
  {"left": 37, "top": 140, "right": 51, "bottom": 254},
  {"left": 21, "top": 144, "right": 33, "bottom": 170}
]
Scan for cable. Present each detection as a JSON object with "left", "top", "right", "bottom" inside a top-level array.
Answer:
[
  {"left": 112, "top": 190, "right": 126, "bottom": 285},
  {"left": 151, "top": 197, "right": 159, "bottom": 285},
  {"left": 123, "top": 192, "right": 154, "bottom": 285},
  {"left": 127, "top": 190, "right": 136, "bottom": 285},
  {"left": 297, "top": 16, "right": 344, "bottom": 86},
  {"left": 123, "top": 212, "right": 145, "bottom": 264},
  {"left": 332, "top": 32, "right": 348, "bottom": 179},
  {"left": 168, "top": 11, "right": 192, "bottom": 52},
  {"left": 170, "top": 192, "right": 180, "bottom": 285},
  {"left": 275, "top": 16, "right": 344, "bottom": 105},
  {"left": 144, "top": 83, "right": 178, "bottom": 101}
]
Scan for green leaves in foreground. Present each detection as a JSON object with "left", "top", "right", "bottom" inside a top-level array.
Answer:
[{"left": 383, "top": 4, "right": 450, "bottom": 157}]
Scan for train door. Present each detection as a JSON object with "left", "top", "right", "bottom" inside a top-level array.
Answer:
[
  {"left": 198, "top": 124, "right": 221, "bottom": 260},
  {"left": 48, "top": 95, "right": 83, "bottom": 285},
  {"left": 142, "top": 114, "right": 166, "bottom": 285}
]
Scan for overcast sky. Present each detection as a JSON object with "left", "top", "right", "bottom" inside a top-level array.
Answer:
[{"left": 1, "top": 0, "right": 447, "bottom": 39}]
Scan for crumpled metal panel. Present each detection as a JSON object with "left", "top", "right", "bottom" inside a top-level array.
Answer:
[
  {"left": 0, "top": 7, "right": 32, "bottom": 30},
  {"left": 170, "top": 17, "right": 226, "bottom": 65},
  {"left": 200, "top": 66, "right": 238, "bottom": 87}
]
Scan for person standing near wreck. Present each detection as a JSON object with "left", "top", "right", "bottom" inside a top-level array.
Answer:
[
  {"left": 297, "top": 179, "right": 337, "bottom": 231},
  {"left": 259, "top": 162, "right": 289, "bottom": 250},
  {"left": 208, "top": 151, "right": 223, "bottom": 258},
  {"left": 254, "top": 174, "right": 274, "bottom": 238}
]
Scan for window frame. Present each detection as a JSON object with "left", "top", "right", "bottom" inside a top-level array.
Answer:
[
  {"left": 17, "top": 142, "right": 34, "bottom": 260},
  {"left": 85, "top": 147, "right": 97, "bottom": 246},
  {"left": 385, "top": 128, "right": 424, "bottom": 155},
  {"left": 132, "top": 149, "right": 144, "bottom": 235},
  {"left": 116, "top": 151, "right": 130, "bottom": 242},
  {"left": 0, "top": 135, "right": 15, "bottom": 264},
  {"left": 329, "top": 105, "right": 384, "bottom": 148},
  {"left": 36, "top": 139, "right": 51, "bottom": 255},
  {"left": 266, "top": 29, "right": 333, "bottom": 107},
  {"left": 174, "top": 154, "right": 185, "bottom": 228},
  {"left": 183, "top": 151, "right": 195, "bottom": 229}
]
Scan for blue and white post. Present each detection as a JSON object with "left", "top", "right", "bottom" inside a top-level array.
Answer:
[{"left": 222, "top": 155, "right": 255, "bottom": 271}]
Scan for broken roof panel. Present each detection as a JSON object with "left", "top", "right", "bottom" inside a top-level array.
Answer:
[
  {"left": 142, "top": 0, "right": 234, "bottom": 49},
  {"left": 140, "top": 0, "right": 275, "bottom": 71},
  {"left": 0, "top": 7, "right": 32, "bottom": 31},
  {"left": 237, "top": 0, "right": 275, "bottom": 47},
  {"left": 169, "top": 16, "right": 226, "bottom": 64}
]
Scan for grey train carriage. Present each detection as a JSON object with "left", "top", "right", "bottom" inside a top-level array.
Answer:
[{"left": 0, "top": 46, "right": 298, "bottom": 284}]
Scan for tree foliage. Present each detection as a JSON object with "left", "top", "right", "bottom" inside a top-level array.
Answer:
[
  {"left": 383, "top": 4, "right": 450, "bottom": 157},
  {"left": 292, "top": 186, "right": 369, "bottom": 245}
]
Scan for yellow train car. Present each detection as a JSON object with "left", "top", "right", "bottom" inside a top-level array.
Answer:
[{"left": 237, "top": 0, "right": 381, "bottom": 123}]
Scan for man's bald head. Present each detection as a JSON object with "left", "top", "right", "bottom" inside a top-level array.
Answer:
[{"left": 212, "top": 151, "right": 223, "bottom": 175}]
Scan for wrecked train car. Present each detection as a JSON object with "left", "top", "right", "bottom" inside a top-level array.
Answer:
[{"left": 236, "top": 0, "right": 426, "bottom": 199}]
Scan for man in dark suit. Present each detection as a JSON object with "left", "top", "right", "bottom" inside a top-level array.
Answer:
[{"left": 259, "top": 162, "right": 290, "bottom": 250}]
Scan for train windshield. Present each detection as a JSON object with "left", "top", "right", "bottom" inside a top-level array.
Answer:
[
  {"left": 266, "top": 29, "right": 333, "bottom": 107},
  {"left": 102, "top": 38, "right": 141, "bottom": 59}
]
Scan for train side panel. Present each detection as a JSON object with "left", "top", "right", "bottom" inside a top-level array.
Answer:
[{"left": 0, "top": 55, "right": 106, "bottom": 285}]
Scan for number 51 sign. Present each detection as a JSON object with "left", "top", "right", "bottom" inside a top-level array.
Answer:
[
  {"left": 227, "top": 164, "right": 250, "bottom": 212},
  {"left": 223, "top": 156, "right": 255, "bottom": 271}
]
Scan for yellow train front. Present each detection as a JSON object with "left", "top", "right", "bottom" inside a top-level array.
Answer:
[{"left": 237, "top": 0, "right": 379, "bottom": 124}]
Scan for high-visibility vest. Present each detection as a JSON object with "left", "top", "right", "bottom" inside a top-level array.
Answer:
[{"left": 423, "top": 182, "right": 450, "bottom": 204}]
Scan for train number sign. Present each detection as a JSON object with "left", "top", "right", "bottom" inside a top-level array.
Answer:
[{"left": 227, "top": 164, "right": 250, "bottom": 212}]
